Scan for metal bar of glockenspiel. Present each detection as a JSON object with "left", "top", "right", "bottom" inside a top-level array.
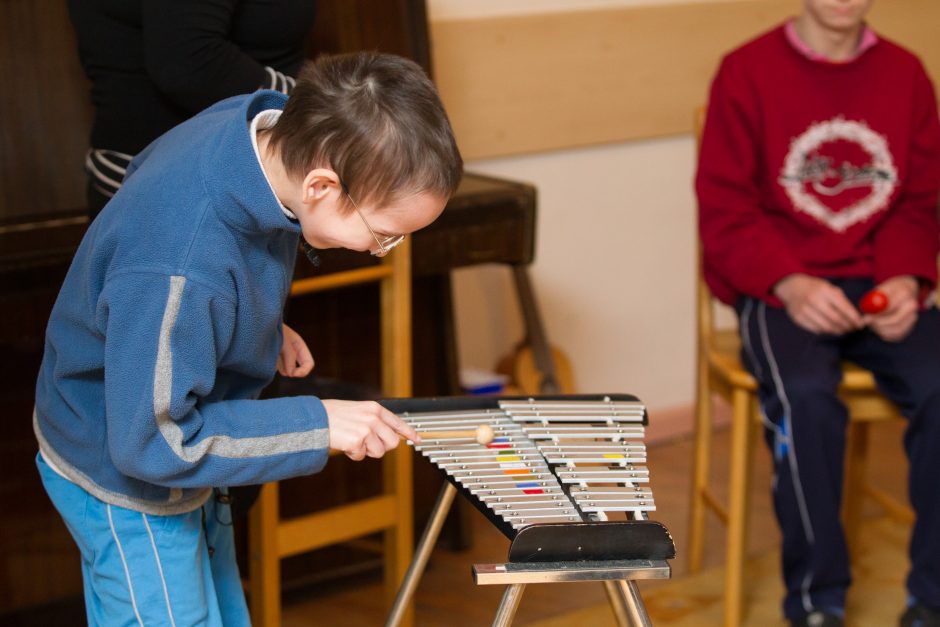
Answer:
[
  {"left": 421, "top": 441, "right": 536, "bottom": 459},
  {"left": 454, "top": 473, "right": 556, "bottom": 483},
  {"left": 524, "top": 427, "right": 644, "bottom": 437},
  {"left": 476, "top": 492, "right": 569, "bottom": 502},
  {"left": 385, "top": 482, "right": 457, "bottom": 627},
  {"left": 402, "top": 410, "right": 506, "bottom": 422},
  {"left": 576, "top": 497, "right": 656, "bottom": 504},
  {"left": 512, "top": 415, "right": 644, "bottom": 422},
  {"left": 466, "top": 487, "right": 567, "bottom": 497},
  {"left": 571, "top": 486, "right": 653, "bottom": 501},
  {"left": 557, "top": 469, "right": 649, "bottom": 481},
  {"left": 498, "top": 400, "right": 645, "bottom": 410},
  {"left": 543, "top": 454, "right": 647, "bottom": 464},
  {"left": 433, "top": 456, "right": 545, "bottom": 466},
  {"left": 538, "top": 443, "right": 646, "bottom": 450}
]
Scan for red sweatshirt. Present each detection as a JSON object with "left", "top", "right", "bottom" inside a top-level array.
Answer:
[{"left": 696, "top": 23, "right": 940, "bottom": 306}]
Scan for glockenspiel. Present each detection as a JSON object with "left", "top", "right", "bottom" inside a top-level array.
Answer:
[{"left": 381, "top": 394, "right": 675, "bottom": 627}]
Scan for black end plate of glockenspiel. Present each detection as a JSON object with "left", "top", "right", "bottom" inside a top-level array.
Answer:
[{"left": 507, "top": 520, "right": 676, "bottom": 563}]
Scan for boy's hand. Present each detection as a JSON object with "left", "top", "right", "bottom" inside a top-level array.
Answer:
[
  {"left": 278, "top": 323, "right": 314, "bottom": 377},
  {"left": 322, "top": 400, "right": 420, "bottom": 461},
  {"left": 863, "top": 275, "right": 919, "bottom": 342},
  {"left": 773, "top": 273, "right": 863, "bottom": 335}
]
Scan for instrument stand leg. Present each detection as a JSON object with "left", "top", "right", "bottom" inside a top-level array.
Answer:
[
  {"left": 385, "top": 482, "right": 458, "bottom": 627},
  {"left": 475, "top": 559, "right": 667, "bottom": 627},
  {"left": 603, "top": 580, "right": 631, "bottom": 626},
  {"left": 492, "top": 583, "right": 527, "bottom": 627},
  {"left": 603, "top": 580, "right": 652, "bottom": 627}
]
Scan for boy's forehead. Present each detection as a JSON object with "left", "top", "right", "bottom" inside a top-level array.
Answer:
[{"left": 376, "top": 191, "right": 447, "bottom": 231}]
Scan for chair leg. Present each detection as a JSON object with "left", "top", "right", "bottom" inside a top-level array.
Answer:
[
  {"left": 842, "top": 421, "right": 868, "bottom": 557},
  {"left": 383, "top": 446, "right": 415, "bottom": 626},
  {"left": 723, "top": 389, "right": 755, "bottom": 627},
  {"left": 249, "top": 482, "right": 281, "bottom": 627},
  {"left": 688, "top": 364, "right": 713, "bottom": 574}
]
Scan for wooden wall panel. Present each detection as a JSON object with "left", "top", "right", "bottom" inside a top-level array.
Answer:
[
  {"left": 430, "top": 0, "right": 940, "bottom": 160},
  {"left": 0, "top": 0, "right": 92, "bottom": 220}
]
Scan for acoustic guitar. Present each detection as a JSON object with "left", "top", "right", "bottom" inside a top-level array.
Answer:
[{"left": 496, "top": 265, "right": 575, "bottom": 394}]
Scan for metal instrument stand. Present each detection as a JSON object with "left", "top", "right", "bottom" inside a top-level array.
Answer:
[
  {"left": 386, "top": 483, "right": 458, "bottom": 627},
  {"left": 474, "top": 559, "right": 669, "bottom": 627},
  {"left": 385, "top": 482, "right": 669, "bottom": 627}
]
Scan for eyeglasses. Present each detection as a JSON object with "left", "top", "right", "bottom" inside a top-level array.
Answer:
[{"left": 341, "top": 181, "right": 405, "bottom": 257}]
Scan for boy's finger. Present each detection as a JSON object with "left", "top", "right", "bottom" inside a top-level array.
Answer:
[
  {"left": 373, "top": 424, "right": 400, "bottom": 452},
  {"left": 828, "top": 293, "right": 863, "bottom": 328},
  {"left": 293, "top": 359, "right": 313, "bottom": 377},
  {"left": 364, "top": 433, "right": 386, "bottom": 458},
  {"left": 346, "top": 447, "right": 366, "bottom": 461},
  {"left": 380, "top": 408, "right": 419, "bottom": 441},
  {"left": 295, "top": 340, "right": 314, "bottom": 368}
]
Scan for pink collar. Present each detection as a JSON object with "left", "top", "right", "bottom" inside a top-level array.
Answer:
[{"left": 785, "top": 19, "right": 878, "bottom": 63}]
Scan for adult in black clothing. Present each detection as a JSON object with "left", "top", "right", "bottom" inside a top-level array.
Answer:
[{"left": 68, "top": 0, "right": 317, "bottom": 218}]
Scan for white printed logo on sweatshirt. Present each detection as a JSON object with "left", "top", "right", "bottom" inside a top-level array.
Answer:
[{"left": 778, "top": 117, "right": 897, "bottom": 233}]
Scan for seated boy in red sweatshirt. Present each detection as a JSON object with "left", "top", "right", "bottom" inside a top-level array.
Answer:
[{"left": 696, "top": 2, "right": 940, "bottom": 626}]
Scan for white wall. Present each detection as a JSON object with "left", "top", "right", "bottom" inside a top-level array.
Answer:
[
  {"left": 452, "top": 138, "right": 700, "bottom": 411},
  {"left": 429, "top": 1, "right": 707, "bottom": 412}
]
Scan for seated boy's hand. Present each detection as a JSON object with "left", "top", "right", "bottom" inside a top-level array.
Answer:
[
  {"left": 278, "top": 323, "right": 314, "bottom": 377},
  {"left": 864, "top": 275, "right": 919, "bottom": 343},
  {"left": 322, "top": 400, "right": 420, "bottom": 461},
  {"left": 774, "top": 273, "right": 863, "bottom": 336}
]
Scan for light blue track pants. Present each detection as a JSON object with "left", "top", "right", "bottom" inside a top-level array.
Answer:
[{"left": 37, "top": 453, "right": 250, "bottom": 626}]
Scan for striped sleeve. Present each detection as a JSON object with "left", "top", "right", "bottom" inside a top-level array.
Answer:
[{"left": 85, "top": 149, "right": 135, "bottom": 199}]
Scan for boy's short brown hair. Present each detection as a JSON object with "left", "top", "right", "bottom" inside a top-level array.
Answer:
[{"left": 269, "top": 52, "right": 463, "bottom": 209}]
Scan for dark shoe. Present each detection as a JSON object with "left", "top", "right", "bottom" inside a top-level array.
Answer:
[
  {"left": 790, "top": 610, "right": 844, "bottom": 627},
  {"left": 901, "top": 602, "right": 940, "bottom": 627}
]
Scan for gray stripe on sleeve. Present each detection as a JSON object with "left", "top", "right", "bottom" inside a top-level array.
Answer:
[{"left": 154, "top": 276, "right": 329, "bottom": 464}]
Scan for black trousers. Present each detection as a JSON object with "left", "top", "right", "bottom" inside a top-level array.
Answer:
[{"left": 736, "top": 278, "right": 940, "bottom": 619}]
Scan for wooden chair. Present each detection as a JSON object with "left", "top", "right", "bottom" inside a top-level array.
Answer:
[
  {"left": 687, "top": 108, "right": 915, "bottom": 627},
  {"left": 249, "top": 242, "right": 415, "bottom": 627}
]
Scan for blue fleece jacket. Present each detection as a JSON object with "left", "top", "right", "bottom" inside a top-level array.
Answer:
[{"left": 34, "top": 91, "right": 329, "bottom": 515}]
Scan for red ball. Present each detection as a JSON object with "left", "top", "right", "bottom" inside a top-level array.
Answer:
[{"left": 859, "top": 289, "right": 889, "bottom": 314}]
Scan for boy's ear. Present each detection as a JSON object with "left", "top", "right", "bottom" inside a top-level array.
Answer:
[{"left": 300, "top": 168, "right": 342, "bottom": 206}]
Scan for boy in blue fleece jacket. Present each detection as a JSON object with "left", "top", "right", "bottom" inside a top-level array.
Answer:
[{"left": 34, "top": 51, "right": 462, "bottom": 625}]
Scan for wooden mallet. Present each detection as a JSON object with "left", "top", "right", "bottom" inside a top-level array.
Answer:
[{"left": 412, "top": 424, "right": 495, "bottom": 445}]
